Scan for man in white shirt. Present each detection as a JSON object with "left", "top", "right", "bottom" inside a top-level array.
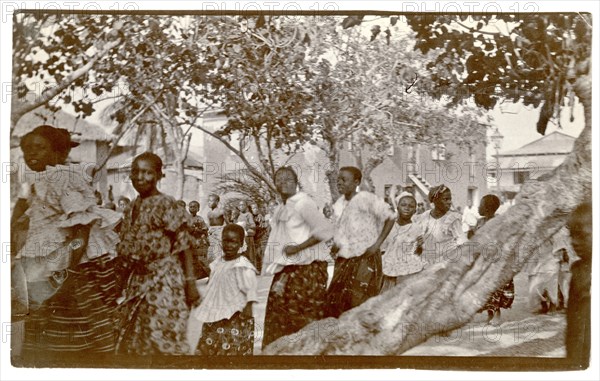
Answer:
[{"left": 462, "top": 198, "right": 479, "bottom": 238}]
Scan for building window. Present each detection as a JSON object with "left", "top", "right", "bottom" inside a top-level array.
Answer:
[
  {"left": 431, "top": 143, "right": 446, "bottom": 161},
  {"left": 514, "top": 170, "right": 530, "bottom": 184}
]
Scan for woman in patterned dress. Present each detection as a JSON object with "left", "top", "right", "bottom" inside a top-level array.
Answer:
[
  {"left": 261, "top": 166, "right": 334, "bottom": 349},
  {"left": 115, "top": 152, "right": 200, "bottom": 355}
]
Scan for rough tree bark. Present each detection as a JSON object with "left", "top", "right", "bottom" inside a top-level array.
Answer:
[
  {"left": 323, "top": 135, "right": 341, "bottom": 203},
  {"left": 263, "top": 75, "right": 591, "bottom": 356}
]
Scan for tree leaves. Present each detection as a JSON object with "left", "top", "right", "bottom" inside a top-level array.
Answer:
[{"left": 342, "top": 15, "right": 364, "bottom": 29}]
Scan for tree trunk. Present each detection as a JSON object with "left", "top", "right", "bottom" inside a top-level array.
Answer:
[
  {"left": 263, "top": 77, "right": 591, "bottom": 355},
  {"left": 361, "top": 155, "right": 384, "bottom": 194},
  {"left": 324, "top": 138, "right": 340, "bottom": 202}
]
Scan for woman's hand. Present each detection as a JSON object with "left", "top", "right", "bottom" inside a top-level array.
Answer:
[
  {"left": 185, "top": 280, "right": 201, "bottom": 308},
  {"left": 283, "top": 244, "right": 300, "bottom": 256},
  {"left": 241, "top": 302, "right": 254, "bottom": 319},
  {"left": 364, "top": 244, "right": 381, "bottom": 256},
  {"left": 415, "top": 235, "right": 424, "bottom": 255}
]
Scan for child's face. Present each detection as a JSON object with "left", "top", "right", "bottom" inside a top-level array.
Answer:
[
  {"left": 208, "top": 196, "right": 218, "bottom": 208},
  {"left": 222, "top": 230, "right": 243, "bottom": 257},
  {"left": 21, "top": 134, "right": 60, "bottom": 172}
]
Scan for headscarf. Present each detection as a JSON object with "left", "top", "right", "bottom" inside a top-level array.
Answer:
[
  {"left": 428, "top": 184, "right": 450, "bottom": 203},
  {"left": 395, "top": 191, "right": 416, "bottom": 206}
]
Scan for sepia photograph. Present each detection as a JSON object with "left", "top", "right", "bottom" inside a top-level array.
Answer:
[{"left": 1, "top": 1, "right": 597, "bottom": 379}]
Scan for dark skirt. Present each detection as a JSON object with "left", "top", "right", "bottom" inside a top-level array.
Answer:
[
  {"left": 197, "top": 311, "right": 255, "bottom": 355},
  {"left": 23, "top": 255, "right": 118, "bottom": 354},
  {"left": 326, "top": 250, "right": 383, "bottom": 319},
  {"left": 478, "top": 279, "right": 515, "bottom": 313},
  {"left": 262, "top": 261, "right": 328, "bottom": 349}
]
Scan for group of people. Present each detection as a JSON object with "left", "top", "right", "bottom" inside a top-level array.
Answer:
[{"left": 11, "top": 124, "right": 591, "bottom": 361}]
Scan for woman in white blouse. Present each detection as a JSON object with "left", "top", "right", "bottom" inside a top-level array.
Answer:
[{"left": 261, "top": 166, "right": 334, "bottom": 349}]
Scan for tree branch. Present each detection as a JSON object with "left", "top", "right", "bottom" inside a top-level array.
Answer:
[{"left": 11, "top": 38, "right": 121, "bottom": 129}]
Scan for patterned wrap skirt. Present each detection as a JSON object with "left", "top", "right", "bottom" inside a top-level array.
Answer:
[
  {"left": 115, "top": 255, "right": 191, "bottom": 355},
  {"left": 262, "top": 261, "right": 328, "bottom": 349},
  {"left": 326, "top": 250, "right": 383, "bottom": 319},
  {"left": 197, "top": 311, "right": 254, "bottom": 355},
  {"left": 23, "top": 254, "right": 118, "bottom": 354},
  {"left": 478, "top": 279, "right": 515, "bottom": 313}
]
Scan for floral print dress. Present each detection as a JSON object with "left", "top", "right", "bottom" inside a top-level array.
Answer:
[{"left": 115, "top": 194, "right": 195, "bottom": 355}]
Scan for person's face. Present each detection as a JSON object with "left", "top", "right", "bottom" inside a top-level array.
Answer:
[
  {"left": 568, "top": 208, "right": 592, "bottom": 257},
  {"left": 434, "top": 190, "right": 452, "bottom": 214},
  {"left": 467, "top": 199, "right": 473, "bottom": 208},
  {"left": 118, "top": 200, "right": 128, "bottom": 210},
  {"left": 21, "top": 135, "right": 60, "bottom": 172},
  {"left": 323, "top": 205, "right": 333, "bottom": 219},
  {"left": 131, "top": 159, "right": 159, "bottom": 197},
  {"left": 222, "top": 230, "right": 243, "bottom": 258},
  {"left": 208, "top": 196, "right": 218, "bottom": 208},
  {"left": 275, "top": 170, "right": 297, "bottom": 198},
  {"left": 238, "top": 200, "right": 247, "bottom": 212},
  {"left": 250, "top": 203, "right": 259, "bottom": 215},
  {"left": 337, "top": 170, "right": 358, "bottom": 196},
  {"left": 189, "top": 202, "right": 199, "bottom": 215},
  {"left": 397, "top": 196, "right": 417, "bottom": 220},
  {"left": 231, "top": 208, "right": 240, "bottom": 219}
]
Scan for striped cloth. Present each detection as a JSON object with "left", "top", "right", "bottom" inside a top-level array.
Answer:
[{"left": 23, "top": 255, "right": 118, "bottom": 354}]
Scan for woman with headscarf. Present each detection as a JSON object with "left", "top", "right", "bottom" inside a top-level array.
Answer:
[
  {"left": 16, "top": 125, "right": 120, "bottom": 355},
  {"left": 261, "top": 166, "right": 334, "bottom": 349},
  {"left": 415, "top": 185, "right": 466, "bottom": 268},
  {"left": 380, "top": 192, "right": 427, "bottom": 292}
]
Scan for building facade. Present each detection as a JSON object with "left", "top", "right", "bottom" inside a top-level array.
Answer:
[{"left": 488, "top": 131, "right": 576, "bottom": 200}]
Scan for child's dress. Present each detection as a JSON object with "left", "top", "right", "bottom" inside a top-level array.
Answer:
[
  {"left": 380, "top": 220, "right": 426, "bottom": 291},
  {"left": 188, "top": 255, "right": 258, "bottom": 355}
]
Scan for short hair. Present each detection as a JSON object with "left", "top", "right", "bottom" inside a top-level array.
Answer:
[
  {"left": 20, "top": 125, "right": 79, "bottom": 160},
  {"left": 118, "top": 196, "right": 131, "bottom": 204},
  {"left": 208, "top": 193, "right": 220, "bottom": 202},
  {"left": 480, "top": 194, "right": 501, "bottom": 215},
  {"left": 132, "top": 151, "right": 164, "bottom": 178},
  {"left": 339, "top": 166, "right": 362, "bottom": 183},
  {"left": 189, "top": 200, "right": 199, "bottom": 207},
  {"left": 223, "top": 223, "right": 245, "bottom": 242},
  {"left": 274, "top": 166, "right": 298, "bottom": 183}
]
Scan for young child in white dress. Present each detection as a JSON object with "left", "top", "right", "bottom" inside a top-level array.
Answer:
[{"left": 187, "top": 224, "right": 258, "bottom": 355}]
